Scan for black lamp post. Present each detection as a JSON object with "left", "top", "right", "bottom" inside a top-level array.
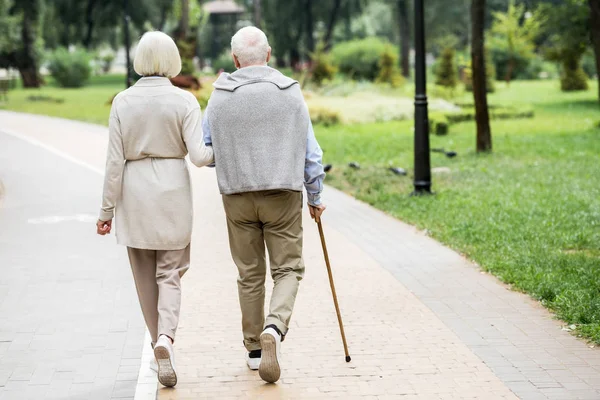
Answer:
[
  {"left": 412, "top": 0, "right": 432, "bottom": 195},
  {"left": 123, "top": 0, "right": 133, "bottom": 88}
]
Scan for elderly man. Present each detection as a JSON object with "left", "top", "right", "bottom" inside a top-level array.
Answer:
[{"left": 202, "top": 26, "right": 326, "bottom": 383}]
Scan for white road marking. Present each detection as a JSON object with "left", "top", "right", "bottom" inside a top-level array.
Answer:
[{"left": 0, "top": 127, "right": 157, "bottom": 399}]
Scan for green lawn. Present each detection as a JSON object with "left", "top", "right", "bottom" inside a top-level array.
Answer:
[
  {"left": 320, "top": 80, "right": 600, "bottom": 343},
  {"left": 1, "top": 75, "right": 124, "bottom": 125},
  {"left": 3, "top": 77, "right": 600, "bottom": 342}
]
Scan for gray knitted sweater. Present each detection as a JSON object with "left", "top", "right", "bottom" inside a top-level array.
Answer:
[{"left": 205, "top": 66, "right": 309, "bottom": 195}]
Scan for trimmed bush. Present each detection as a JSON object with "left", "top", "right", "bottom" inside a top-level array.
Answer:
[
  {"left": 310, "top": 44, "right": 337, "bottom": 86},
  {"left": 213, "top": 50, "right": 236, "bottom": 74},
  {"left": 376, "top": 45, "right": 404, "bottom": 87},
  {"left": 561, "top": 60, "right": 589, "bottom": 91},
  {"left": 310, "top": 107, "right": 341, "bottom": 126},
  {"left": 47, "top": 48, "right": 92, "bottom": 88},
  {"left": 435, "top": 47, "right": 458, "bottom": 88},
  {"left": 331, "top": 37, "right": 396, "bottom": 81},
  {"left": 444, "top": 106, "right": 534, "bottom": 124},
  {"left": 429, "top": 112, "right": 450, "bottom": 135}
]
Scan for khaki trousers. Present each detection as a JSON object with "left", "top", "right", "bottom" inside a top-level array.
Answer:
[
  {"left": 127, "top": 245, "right": 190, "bottom": 344},
  {"left": 222, "top": 190, "right": 305, "bottom": 351}
]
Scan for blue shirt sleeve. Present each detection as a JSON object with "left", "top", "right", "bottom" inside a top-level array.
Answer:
[
  {"left": 202, "top": 113, "right": 215, "bottom": 168},
  {"left": 304, "top": 120, "right": 325, "bottom": 206}
]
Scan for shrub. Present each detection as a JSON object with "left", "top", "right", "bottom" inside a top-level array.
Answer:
[
  {"left": 429, "top": 112, "right": 449, "bottom": 135},
  {"left": 376, "top": 45, "right": 404, "bottom": 87},
  {"left": 561, "top": 59, "right": 589, "bottom": 91},
  {"left": 444, "top": 106, "right": 534, "bottom": 124},
  {"left": 435, "top": 47, "right": 458, "bottom": 88},
  {"left": 213, "top": 50, "right": 236, "bottom": 74},
  {"left": 47, "top": 48, "right": 92, "bottom": 88},
  {"left": 177, "top": 39, "right": 196, "bottom": 75},
  {"left": 310, "top": 44, "right": 337, "bottom": 86},
  {"left": 518, "top": 56, "right": 559, "bottom": 80},
  {"left": 310, "top": 107, "right": 341, "bottom": 126},
  {"left": 331, "top": 37, "right": 396, "bottom": 81}
]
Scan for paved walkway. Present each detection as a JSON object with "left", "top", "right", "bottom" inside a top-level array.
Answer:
[{"left": 1, "top": 110, "right": 599, "bottom": 400}]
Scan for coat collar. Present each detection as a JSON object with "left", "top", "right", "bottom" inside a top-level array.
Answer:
[{"left": 134, "top": 77, "right": 173, "bottom": 87}]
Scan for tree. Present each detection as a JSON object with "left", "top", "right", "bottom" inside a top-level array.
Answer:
[
  {"left": 539, "top": 0, "right": 590, "bottom": 92},
  {"left": 435, "top": 47, "right": 458, "bottom": 88},
  {"left": 589, "top": 0, "right": 600, "bottom": 100},
  {"left": 323, "top": 0, "right": 342, "bottom": 50},
  {"left": 397, "top": 0, "right": 410, "bottom": 77},
  {"left": 0, "top": 0, "right": 43, "bottom": 87},
  {"left": 490, "top": 0, "right": 539, "bottom": 84},
  {"left": 472, "top": 0, "right": 492, "bottom": 152},
  {"left": 254, "top": 0, "right": 262, "bottom": 29}
]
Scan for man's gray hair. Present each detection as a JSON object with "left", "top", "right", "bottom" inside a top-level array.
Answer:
[{"left": 231, "top": 26, "right": 270, "bottom": 67}]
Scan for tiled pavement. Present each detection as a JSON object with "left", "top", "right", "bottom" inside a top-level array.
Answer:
[{"left": 1, "top": 110, "right": 599, "bottom": 399}]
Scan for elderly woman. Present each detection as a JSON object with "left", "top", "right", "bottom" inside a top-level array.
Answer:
[{"left": 96, "top": 31, "right": 213, "bottom": 387}]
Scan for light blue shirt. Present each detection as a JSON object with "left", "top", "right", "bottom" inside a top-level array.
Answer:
[{"left": 202, "top": 116, "right": 325, "bottom": 206}]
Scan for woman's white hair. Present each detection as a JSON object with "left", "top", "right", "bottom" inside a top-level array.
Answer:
[
  {"left": 231, "top": 26, "right": 270, "bottom": 67},
  {"left": 134, "top": 31, "right": 182, "bottom": 78}
]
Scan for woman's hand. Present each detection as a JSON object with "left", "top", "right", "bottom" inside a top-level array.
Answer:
[{"left": 97, "top": 219, "right": 112, "bottom": 235}]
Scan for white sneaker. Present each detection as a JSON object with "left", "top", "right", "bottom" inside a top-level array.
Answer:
[
  {"left": 246, "top": 350, "right": 261, "bottom": 371},
  {"left": 259, "top": 327, "right": 281, "bottom": 383},
  {"left": 154, "top": 335, "right": 177, "bottom": 387}
]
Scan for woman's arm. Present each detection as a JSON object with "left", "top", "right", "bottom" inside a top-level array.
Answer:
[
  {"left": 99, "top": 104, "right": 125, "bottom": 223},
  {"left": 183, "top": 104, "right": 214, "bottom": 167}
]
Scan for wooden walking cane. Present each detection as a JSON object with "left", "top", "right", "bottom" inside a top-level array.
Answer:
[{"left": 315, "top": 216, "right": 352, "bottom": 362}]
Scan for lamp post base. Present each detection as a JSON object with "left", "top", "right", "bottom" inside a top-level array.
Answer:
[{"left": 411, "top": 181, "right": 433, "bottom": 196}]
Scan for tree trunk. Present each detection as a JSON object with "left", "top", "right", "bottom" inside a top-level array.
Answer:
[
  {"left": 471, "top": 0, "right": 492, "bottom": 152},
  {"left": 305, "top": 0, "right": 315, "bottom": 58},
  {"left": 159, "top": 4, "right": 169, "bottom": 31},
  {"left": 589, "top": 0, "right": 600, "bottom": 101},
  {"left": 179, "top": 0, "right": 189, "bottom": 40},
  {"left": 398, "top": 0, "right": 410, "bottom": 78},
  {"left": 19, "top": 7, "right": 41, "bottom": 88},
  {"left": 83, "top": 0, "right": 98, "bottom": 49},
  {"left": 254, "top": 0, "right": 262, "bottom": 29},
  {"left": 505, "top": 56, "right": 514, "bottom": 85},
  {"left": 323, "top": 0, "right": 342, "bottom": 50}
]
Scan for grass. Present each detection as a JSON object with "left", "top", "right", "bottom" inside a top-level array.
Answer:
[
  {"left": 1, "top": 75, "right": 129, "bottom": 125},
  {"left": 319, "top": 80, "right": 600, "bottom": 343},
  {"left": 3, "top": 76, "right": 599, "bottom": 342}
]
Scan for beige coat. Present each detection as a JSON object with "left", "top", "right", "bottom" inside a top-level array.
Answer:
[{"left": 99, "top": 77, "right": 214, "bottom": 250}]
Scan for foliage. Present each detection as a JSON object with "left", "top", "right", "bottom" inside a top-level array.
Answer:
[
  {"left": 489, "top": 0, "right": 540, "bottom": 82},
  {"left": 560, "top": 61, "right": 589, "bottom": 91},
  {"left": 518, "top": 55, "right": 559, "bottom": 80},
  {"left": 47, "top": 48, "right": 93, "bottom": 88},
  {"left": 0, "top": 0, "right": 19, "bottom": 53},
  {"left": 429, "top": 112, "right": 450, "bottom": 135},
  {"left": 176, "top": 39, "right": 196, "bottom": 75},
  {"left": 538, "top": 0, "right": 590, "bottom": 91},
  {"left": 309, "top": 106, "right": 341, "bottom": 126},
  {"left": 333, "top": 1, "right": 396, "bottom": 43},
  {"left": 212, "top": 50, "right": 236, "bottom": 74},
  {"left": 317, "top": 80, "right": 600, "bottom": 343},
  {"left": 310, "top": 44, "right": 337, "bottom": 86},
  {"left": 435, "top": 47, "right": 458, "bottom": 88},
  {"left": 376, "top": 45, "right": 404, "bottom": 87},
  {"left": 331, "top": 37, "right": 396, "bottom": 81}
]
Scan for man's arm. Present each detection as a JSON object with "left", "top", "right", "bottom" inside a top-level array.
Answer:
[
  {"left": 202, "top": 111, "right": 216, "bottom": 168},
  {"left": 304, "top": 120, "right": 325, "bottom": 207}
]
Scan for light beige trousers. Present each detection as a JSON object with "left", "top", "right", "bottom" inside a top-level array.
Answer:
[
  {"left": 127, "top": 245, "right": 190, "bottom": 344},
  {"left": 222, "top": 190, "right": 305, "bottom": 352}
]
